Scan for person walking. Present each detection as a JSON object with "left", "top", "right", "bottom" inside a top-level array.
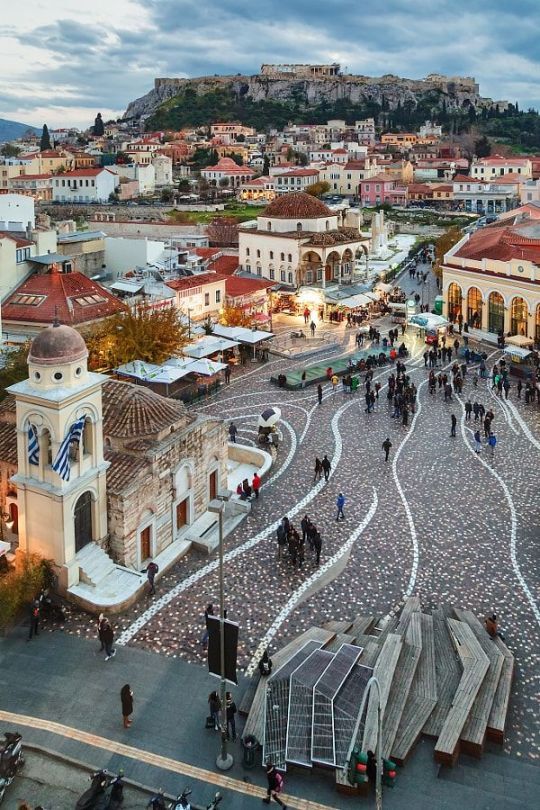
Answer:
[
  {"left": 450, "top": 414, "right": 457, "bottom": 437},
  {"left": 224, "top": 365, "right": 231, "bottom": 384},
  {"left": 258, "top": 649, "right": 273, "bottom": 677},
  {"left": 488, "top": 432, "right": 497, "bottom": 456},
  {"left": 310, "top": 320, "right": 316, "bottom": 337},
  {"left": 331, "top": 374, "right": 339, "bottom": 395},
  {"left": 28, "top": 599, "right": 40, "bottom": 641},
  {"left": 263, "top": 762, "right": 287, "bottom": 808},
  {"left": 313, "top": 528, "right": 322, "bottom": 566},
  {"left": 321, "top": 455, "right": 331, "bottom": 482},
  {"left": 120, "top": 684, "right": 133, "bottom": 729},
  {"left": 144, "top": 559, "right": 159, "bottom": 596},
  {"left": 276, "top": 521, "right": 287, "bottom": 561},
  {"left": 464, "top": 400, "right": 472, "bottom": 421},
  {"left": 517, "top": 380, "right": 522, "bottom": 399},
  {"left": 317, "top": 383, "right": 323, "bottom": 405},
  {"left": 313, "top": 457, "right": 323, "bottom": 483},
  {"left": 208, "top": 691, "right": 221, "bottom": 731},
  {"left": 382, "top": 437, "right": 392, "bottom": 462},
  {"left": 228, "top": 422, "right": 237, "bottom": 443},
  {"left": 336, "top": 492, "right": 345, "bottom": 521},
  {"left": 252, "top": 472, "right": 261, "bottom": 499},
  {"left": 97, "top": 613, "right": 106, "bottom": 651},
  {"left": 225, "top": 692, "right": 237, "bottom": 741},
  {"left": 474, "top": 429, "right": 482, "bottom": 454},
  {"left": 102, "top": 619, "right": 116, "bottom": 660},
  {"left": 301, "top": 370, "right": 307, "bottom": 389},
  {"left": 202, "top": 603, "right": 214, "bottom": 649}
]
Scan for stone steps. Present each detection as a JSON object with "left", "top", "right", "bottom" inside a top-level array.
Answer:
[{"left": 76, "top": 542, "right": 116, "bottom": 587}]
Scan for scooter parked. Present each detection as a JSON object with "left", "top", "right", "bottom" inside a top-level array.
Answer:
[{"left": 0, "top": 731, "right": 24, "bottom": 805}]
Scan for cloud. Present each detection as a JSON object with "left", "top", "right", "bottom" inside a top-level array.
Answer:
[{"left": 1, "top": 0, "right": 540, "bottom": 128}]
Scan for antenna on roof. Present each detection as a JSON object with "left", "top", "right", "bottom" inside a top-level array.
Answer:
[{"left": 53, "top": 305, "right": 60, "bottom": 327}]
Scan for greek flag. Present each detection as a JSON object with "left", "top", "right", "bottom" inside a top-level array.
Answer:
[
  {"left": 52, "top": 416, "right": 86, "bottom": 481},
  {"left": 28, "top": 424, "right": 39, "bottom": 465}
]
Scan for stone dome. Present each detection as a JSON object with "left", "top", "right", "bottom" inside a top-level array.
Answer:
[
  {"left": 28, "top": 323, "right": 88, "bottom": 366},
  {"left": 263, "top": 192, "right": 332, "bottom": 219},
  {"left": 102, "top": 380, "right": 189, "bottom": 438}
]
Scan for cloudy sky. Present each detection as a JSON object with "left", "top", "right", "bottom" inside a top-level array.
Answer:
[{"left": 2, "top": 0, "right": 540, "bottom": 129}]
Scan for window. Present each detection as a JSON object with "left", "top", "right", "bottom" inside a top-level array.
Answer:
[
  {"left": 215, "top": 289, "right": 221, "bottom": 303},
  {"left": 280, "top": 252, "right": 285, "bottom": 261},
  {"left": 267, "top": 222, "right": 271, "bottom": 231},
  {"left": 287, "top": 253, "right": 292, "bottom": 262},
  {"left": 288, "top": 272, "right": 293, "bottom": 284},
  {"left": 269, "top": 251, "right": 274, "bottom": 259},
  {"left": 246, "top": 247, "right": 250, "bottom": 256},
  {"left": 280, "top": 270, "right": 286, "bottom": 281},
  {"left": 245, "top": 264, "right": 251, "bottom": 272},
  {"left": 11, "top": 294, "right": 46, "bottom": 306},
  {"left": 257, "top": 266, "right": 262, "bottom": 276},
  {"left": 204, "top": 292, "right": 210, "bottom": 306},
  {"left": 269, "top": 269, "right": 275, "bottom": 280},
  {"left": 296, "top": 222, "right": 302, "bottom": 232},
  {"left": 256, "top": 249, "right": 261, "bottom": 258}
]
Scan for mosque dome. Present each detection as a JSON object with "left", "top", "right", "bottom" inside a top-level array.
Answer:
[
  {"left": 263, "top": 192, "right": 332, "bottom": 219},
  {"left": 28, "top": 323, "right": 88, "bottom": 366}
]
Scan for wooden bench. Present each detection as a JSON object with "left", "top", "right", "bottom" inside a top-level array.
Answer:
[
  {"left": 321, "top": 619, "right": 354, "bottom": 634},
  {"left": 362, "top": 633, "right": 403, "bottom": 753},
  {"left": 382, "top": 612, "right": 422, "bottom": 758},
  {"left": 324, "top": 632, "right": 357, "bottom": 653},
  {"left": 238, "top": 673, "right": 261, "bottom": 716},
  {"left": 433, "top": 619, "right": 489, "bottom": 767},
  {"left": 453, "top": 608, "right": 505, "bottom": 758},
  {"left": 392, "top": 613, "right": 437, "bottom": 765},
  {"left": 348, "top": 615, "right": 376, "bottom": 637},
  {"left": 423, "top": 608, "right": 462, "bottom": 738},
  {"left": 487, "top": 636, "right": 514, "bottom": 745},
  {"left": 394, "top": 596, "right": 421, "bottom": 634}
]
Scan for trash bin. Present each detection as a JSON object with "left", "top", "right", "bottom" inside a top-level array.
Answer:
[
  {"left": 350, "top": 376, "right": 359, "bottom": 392},
  {"left": 242, "top": 734, "right": 258, "bottom": 769}
]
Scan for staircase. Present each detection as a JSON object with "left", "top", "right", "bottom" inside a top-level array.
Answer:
[
  {"left": 76, "top": 542, "right": 116, "bottom": 587},
  {"left": 69, "top": 542, "right": 145, "bottom": 612}
]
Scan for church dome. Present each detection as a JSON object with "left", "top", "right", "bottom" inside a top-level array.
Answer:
[
  {"left": 28, "top": 323, "right": 88, "bottom": 366},
  {"left": 102, "top": 380, "right": 189, "bottom": 438},
  {"left": 264, "top": 192, "right": 332, "bottom": 219}
]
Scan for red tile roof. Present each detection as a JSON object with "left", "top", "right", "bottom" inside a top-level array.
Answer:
[
  {"left": 165, "top": 272, "right": 227, "bottom": 291},
  {"left": 10, "top": 174, "right": 53, "bottom": 181},
  {"left": 1, "top": 271, "right": 126, "bottom": 325},
  {"left": 280, "top": 168, "right": 319, "bottom": 177},
  {"left": 202, "top": 157, "right": 255, "bottom": 175},
  {"left": 453, "top": 221, "right": 540, "bottom": 263},
  {"left": 225, "top": 276, "right": 273, "bottom": 297},
  {"left": 59, "top": 168, "right": 116, "bottom": 177},
  {"left": 0, "top": 232, "right": 33, "bottom": 248},
  {"left": 194, "top": 248, "right": 222, "bottom": 260},
  {"left": 208, "top": 255, "right": 240, "bottom": 275}
]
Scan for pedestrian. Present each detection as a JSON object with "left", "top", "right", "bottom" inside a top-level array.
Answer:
[
  {"left": 208, "top": 691, "right": 221, "bottom": 731},
  {"left": 276, "top": 521, "right": 287, "bottom": 560},
  {"left": 382, "top": 437, "right": 392, "bottom": 462},
  {"left": 313, "top": 457, "right": 323, "bottom": 483},
  {"left": 225, "top": 692, "right": 237, "bottom": 741},
  {"left": 258, "top": 649, "right": 273, "bottom": 677},
  {"left": 336, "top": 492, "right": 345, "bottom": 521},
  {"left": 144, "top": 559, "right": 159, "bottom": 596},
  {"left": 28, "top": 599, "right": 40, "bottom": 641},
  {"left": 228, "top": 422, "right": 237, "bottom": 443},
  {"left": 102, "top": 619, "right": 116, "bottom": 660},
  {"left": 366, "top": 750, "right": 377, "bottom": 784},
  {"left": 97, "top": 612, "right": 106, "bottom": 651},
  {"left": 321, "top": 455, "right": 331, "bottom": 482},
  {"left": 485, "top": 613, "right": 505, "bottom": 641},
  {"left": 331, "top": 374, "right": 339, "bottom": 395},
  {"left": 317, "top": 383, "right": 323, "bottom": 405},
  {"left": 242, "top": 478, "right": 252, "bottom": 499},
  {"left": 473, "top": 372, "right": 478, "bottom": 387},
  {"left": 517, "top": 380, "right": 522, "bottom": 399},
  {"left": 313, "top": 529, "right": 322, "bottom": 566},
  {"left": 310, "top": 320, "right": 316, "bottom": 337},
  {"left": 252, "top": 472, "right": 261, "bottom": 499},
  {"left": 202, "top": 603, "right": 214, "bottom": 648},
  {"left": 224, "top": 365, "right": 231, "bottom": 384},
  {"left": 301, "top": 370, "right": 307, "bottom": 389},
  {"left": 120, "top": 684, "right": 133, "bottom": 729},
  {"left": 465, "top": 400, "right": 472, "bottom": 421},
  {"left": 263, "top": 762, "right": 286, "bottom": 808},
  {"left": 488, "top": 432, "right": 497, "bottom": 456},
  {"left": 301, "top": 514, "right": 310, "bottom": 543},
  {"left": 474, "top": 429, "right": 482, "bottom": 453},
  {"left": 450, "top": 414, "right": 457, "bottom": 437}
]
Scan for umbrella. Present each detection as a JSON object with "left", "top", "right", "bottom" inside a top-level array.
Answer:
[
  {"left": 258, "top": 407, "right": 281, "bottom": 428},
  {"left": 186, "top": 358, "right": 228, "bottom": 376}
]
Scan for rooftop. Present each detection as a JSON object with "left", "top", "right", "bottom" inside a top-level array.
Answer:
[
  {"left": 102, "top": 379, "right": 191, "bottom": 439},
  {"left": 263, "top": 192, "right": 332, "bottom": 219}
]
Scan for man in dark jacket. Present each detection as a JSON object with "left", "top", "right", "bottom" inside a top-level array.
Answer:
[
  {"left": 102, "top": 620, "right": 116, "bottom": 661},
  {"left": 321, "top": 455, "right": 331, "bottom": 482},
  {"left": 382, "top": 437, "right": 392, "bottom": 462},
  {"left": 144, "top": 560, "right": 159, "bottom": 595},
  {"left": 28, "top": 599, "right": 40, "bottom": 640}
]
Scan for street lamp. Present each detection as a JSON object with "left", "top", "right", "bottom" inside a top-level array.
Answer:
[
  {"left": 187, "top": 308, "right": 192, "bottom": 340},
  {"left": 207, "top": 494, "right": 233, "bottom": 771}
]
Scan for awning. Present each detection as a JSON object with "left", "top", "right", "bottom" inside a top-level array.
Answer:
[
  {"left": 334, "top": 293, "right": 372, "bottom": 308},
  {"left": 505, "top": 334, "right": 534, "bottom": 349},
  {"left": 183, "top": 336, "right": 239, "bottom": 359},
  {"left": 111, "top": 280, "right": 144, "bottom": 294},
  {"left": 32, "top": 253, "right": 72, "bottom": 265},
  {"left": 211, "top": 324, "right": 274, "bottom": 344},
  {"left": 115, "top": 360, "right": 192, "bottom": 383},
  {"left": 185, "top": 358, "right": 227, "bottom": 376}
]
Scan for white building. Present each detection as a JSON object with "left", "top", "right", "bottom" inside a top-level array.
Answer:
[
  {"left": 238, "top": 191, "right": 369, "bottom": 288},
  {"left": 115, "top": 163, "right": 155, "bottom": 195},
  {"left": 0, "top": 193, "right": 35, "bottom": 231},
  {"left": 471, "top": 156, "right": 533, "bottom": 180},
  {"left": 152, "top": 154, "right": 173, "bottom": 187},
  {"left": 419, "top": 121, "right": 443, "bottom": 138},
  {"left": 52, "top": 168, "right": 119, "bottom": 203},
  {"left": 104, "top": 237, "right": 168, "bottom": 275}
]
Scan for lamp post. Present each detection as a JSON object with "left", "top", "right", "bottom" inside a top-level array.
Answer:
[
  {"left": 187, "top": 308, "right": 192, "bottom": 340},
  {"left": 207, "top": 495, "right": 233, "bottom": 771}
]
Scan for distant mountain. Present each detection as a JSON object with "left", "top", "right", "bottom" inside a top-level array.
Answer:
[{"left": 0, "top": 118, "right": 40, "bottom": 143}]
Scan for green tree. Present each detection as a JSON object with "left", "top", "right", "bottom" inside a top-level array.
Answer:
[
  {"left": 262, "top": 156, "right": 270, "bottom": 176},
  {"left": 177, "top": 178, "right": 192, "bottom": 192},
  {"left": 218, "top": 177, "right": 230, "bottom": 187},
  {"left": 0, "top": 344, "right": 31, "bottom": 400},
  {"left": 40, "top": 124, "right": 51, "bottom": 151},
  {"left": 0, "top": 143, "right": 20, "bottom": 157},
  {"left": 305, "top": 181, "right": 331, "bottom": 197},
  {"left": 93, "top": 112, "right": 104, "bottom": 136},
  {"left": 474, "top": 135, "right": 491, "bottom": 158}
]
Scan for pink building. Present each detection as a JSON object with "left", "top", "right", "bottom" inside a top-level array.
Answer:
[
  {"left": 359, "top": 173, "right": 408, "bottom": 206},
  {"left": 201, "top": 157, "right": 255, "bottom": 188}
]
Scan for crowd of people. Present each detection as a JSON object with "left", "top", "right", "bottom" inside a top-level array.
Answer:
[{"left": 276, "top": 515, "right": 323, "bottom": 567}]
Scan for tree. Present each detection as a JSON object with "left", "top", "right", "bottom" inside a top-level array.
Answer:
[
  {"left": 177, "top": 178, "right": 192, "bottom": 192},
  {"left": 206, "top": 216, "right": 239, "bottom": 246},
  {"left": 218, "top": 177, "right": 230, "bottom": 188},
  {"left": 228, "top": 153, "right": 243, "bottom": 166},
  {"left": 296, "top": 152, "right": 308, "bottom": 167},
  {"left": 40, "top": 124, "right": 51, "bottom": 151},
  {"left": 474, "top": 135, "right": 491, "bottom": 158},
  {"left": 114, "top": 151, "right": 130, "bottom": 165},
  {"left": 0, "top": 143, "right": 20, "bottom": 157},
  {"left": 85, "top": 305, "right": 189, "bottom": 369},
  {"left": 161, "top": 187, "right": 174, "bottom": 203},
  {"left": 262, "top": 156, "right": 270, "bottom": 176},
  {"left": 93, "top": 113, "right": 104, "bottom": 136},
  {"left": 0, "top": 344, "right": 31, "bottom": 401},
  {"left": 305, "top": 180, "right": 331, "bottom": 198},
  {"left": 434, "top": 226, "right": 463, "bottom": 277},
  {"left": 218, "top": 305, "right": 253, "bottom": 327}
]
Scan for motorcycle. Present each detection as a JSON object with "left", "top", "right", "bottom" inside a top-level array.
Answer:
[
  {"left": 147, "top": 791, "right": 166, "bottom": 810},
  {"left": 206, "top": 793, "right": 222, "bottom": 810},
  {"left": 170, "top": 787, "right": 192, "bottom": 809},
  {"left": 0, "top": 731, "right": 24, "bottom": 805},
  {"left": 75, "top": 769, "right": 116, "bottom": 810}
]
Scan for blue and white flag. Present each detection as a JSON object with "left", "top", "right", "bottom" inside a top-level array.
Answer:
[
  {"left": 28, "top": 424, "right": 39, "bottom": 466},
  {"left": 52, "top": 415, "right": 86, "bottom": 481}
]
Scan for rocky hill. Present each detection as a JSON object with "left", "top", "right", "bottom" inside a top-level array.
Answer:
[
  {"left": 124, "top": 68, "right": 501, "bottom": 131},
  {"left": 0, "top": 117, "right": 40, "bottom": 143}
]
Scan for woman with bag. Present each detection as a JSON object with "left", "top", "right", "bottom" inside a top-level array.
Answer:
[
  {"left": 120, "top": 684, "right": 133, "bottom": 728},
  {"left": 263, "top": 761, "right": 287, "bottom": 807}
]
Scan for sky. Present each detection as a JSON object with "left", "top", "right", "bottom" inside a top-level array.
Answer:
[{"left": 1, "top": 0, "right": 540, "bottom": 129}]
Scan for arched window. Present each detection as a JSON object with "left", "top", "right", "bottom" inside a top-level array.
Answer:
[
  {"left": 269, "top": 251, "right": 274, "bottom": 260},
  {"left": 267, "top": 222, "right": 272, "bottom": 231},
  {"left": 288, "top": 272, "right": 293, "bottom": 284},
  {"left": 325, "top": 220, "right": 330, "bottom": 231},
  {"left": 41, "top": 429, "right": 53, "bottom": 466},
  {"left": 287, "top": 253, "right": 292, "bottom": 262},
  {"left": 488, "top": 291, "right": 504, "bottom": 334},
  {"left": 74, "top": 491, "right": 93, "bottom": 552},
  {"left": 280, "top": 252, "right": 285, "bottom": 261},
  {"left": 296, "top": 222, "right": 302, "bottom": 232},
  {"left": 536, "top": 304, "right": 540, "bottom": 342},
  {"left": 256, "top": 249, "right": 261, "bottom": 258},
  {"left": 511, "top": 296, "right": 528, "bottom": 336},
  {"left": 82, "top": 418, "right": 93, "bottom": 456},
  {"left": 447, "top": 282, "right": 462, "bottom": 320},
  {"left": 466, "top": 287, "right": 483, "bottom": 328}
]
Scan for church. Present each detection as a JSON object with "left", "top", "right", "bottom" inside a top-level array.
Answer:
[{"left": 1, "top": 322, "right": 228, "bottom": 611}]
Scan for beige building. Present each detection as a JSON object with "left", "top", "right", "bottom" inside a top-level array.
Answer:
[
  {"left": 166, "top": 272, "right": 227, "bottom": 320},
  {"left": 319, "top": 160, "right": 378, "bottom": 196},
  {"left": 442, "top": 210, "right": 540, "bottom": 341},
  {"left": 2, "top": 323, "right": 228, "bottom": 611},
  {"left": 238, "top": 192, "right": 369, "bottom": 288}
]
